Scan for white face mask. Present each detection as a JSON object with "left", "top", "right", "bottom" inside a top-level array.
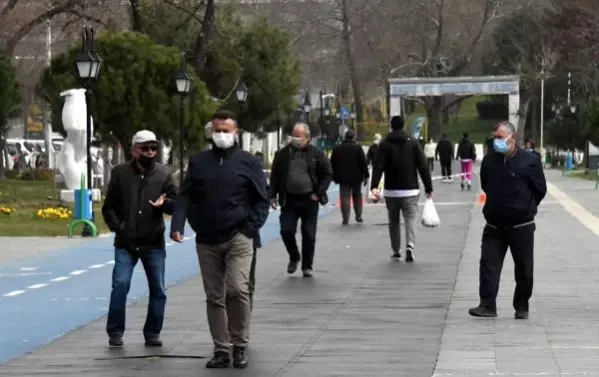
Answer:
[
  {"left": 290, "top": 137, "right": 304, "bottom": 148},
  {"left": 212, "top": 131, "right": 236, "bottom": 149}
]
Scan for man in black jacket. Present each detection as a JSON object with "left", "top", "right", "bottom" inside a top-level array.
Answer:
[
  {"left": 269, "top": 123, "right": 333, "bottom": 277},
  {"left": 371, "top": 116, "right": 433, "bottom": 262},
  {"left": 435, "top": 134, "right": 454, "bottom": 183},
  {"left": 170, "top": 110, "right": 269, "bottom": 369},
  {"left": 330, "top": 129, "right": 369, "bottom": 224},
  {"left": 456, "top": 132, "right": 476, "bottom": 190},
  {"left": 469, "top": 121, "right": 546, "bottom": 320},
  {"left": 101, "top": 130, "right": 177, "bottom": 349}
]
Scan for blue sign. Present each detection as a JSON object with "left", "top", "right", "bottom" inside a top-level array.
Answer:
[{"left": 340, "top": 106, "right": 350, "bottom": 120}]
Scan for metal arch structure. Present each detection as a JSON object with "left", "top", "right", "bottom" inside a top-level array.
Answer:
[{"left": 388, "top": 75, "right": 520, "bottom": 129}]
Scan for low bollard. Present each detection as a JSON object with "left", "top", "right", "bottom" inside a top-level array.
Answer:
[{"left": 67, "top": 174, "right": 98, "bottom": 238}]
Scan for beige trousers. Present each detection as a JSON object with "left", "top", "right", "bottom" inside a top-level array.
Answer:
[{"left": 196, "top": 232, "right": 253, "bottom": 353}]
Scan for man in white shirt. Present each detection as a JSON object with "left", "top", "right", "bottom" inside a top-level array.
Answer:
[{"left": 424, "top": 138, "right": 437, "bottom": 172}]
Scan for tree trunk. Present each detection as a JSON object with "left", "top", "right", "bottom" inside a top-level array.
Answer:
[
  {"left": 426, "top": 97, "right": 444, "bottom": 140},
  {"left": 340, "top": 0, "right": 365, "bottom": 141},
  {"left": 194, "top": 0, "right": 215, "bottom": 78},
  {"left": 129, "top": 0, "right": 144, "bottom": 32},
  {"left": 517, "top": 95, "right": 533, "bottom": 143}
]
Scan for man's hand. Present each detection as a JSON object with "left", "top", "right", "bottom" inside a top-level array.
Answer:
[
  {"left": 426, "top": 192, "right": 433, "bottom": 199},
  {"left": 149, "top": 194, "right": 166, "bottom": 207},
  {"left": 170, "top": 232, "right": 184, "bottom": 243},
  {"left": 371, "top": 188, "right": 381, "bottom": 199},
  {"left": 310, "top": 193, "right": 319, "bottom": 202},
  {"left": 270, "top": 198, "right": 278, "bottom": 210}
]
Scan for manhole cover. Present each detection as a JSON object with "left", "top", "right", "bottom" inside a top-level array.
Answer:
[{"left": 96, "top": 355, "right": 207, "bottom": 361}]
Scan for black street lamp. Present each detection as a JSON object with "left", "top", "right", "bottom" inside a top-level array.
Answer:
[
  {"left": 235, "top": 80, "right": 248, "bottom": 149},
  {"left": 75, "top": 26, "right": 102, "bottom": 237},
  {"left": 174, "top": 52, "right": 192, "bottom": 186},
  {"left": 303, "top": 91, "right": 311, "bottom": 122}
]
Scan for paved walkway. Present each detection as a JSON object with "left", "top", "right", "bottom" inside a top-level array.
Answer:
[
  {"left": 0, "top": 167, "right": 474, "bottom": 377},
  {"left": 5, "top": 165, "right": 599, "bottom": 376}
]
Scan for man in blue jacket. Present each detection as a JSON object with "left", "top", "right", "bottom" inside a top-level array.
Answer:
[
  {"left": 170, "top": 109, "right": 269, "bottom": 369},
  {"left": 469, "top": 121, "right": 546, "bottom": 320}
]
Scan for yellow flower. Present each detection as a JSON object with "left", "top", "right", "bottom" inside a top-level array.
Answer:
[{"left": 36, "top": 206, "right": 73, "bottom": 220}]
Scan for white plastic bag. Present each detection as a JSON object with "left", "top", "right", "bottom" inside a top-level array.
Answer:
[{"left": 421, "top": 198, "right": 440, "bottom": 227}]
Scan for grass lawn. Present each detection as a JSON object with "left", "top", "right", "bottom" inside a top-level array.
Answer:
[
  {"left": 563, "top": 169, "right": 599, "bottom": 181},
  {"left": 362, "top": 96, "right": 496, "bottom": 144},
  {"left": 0, "top": 178, "right": 110, "bottom": 237}
]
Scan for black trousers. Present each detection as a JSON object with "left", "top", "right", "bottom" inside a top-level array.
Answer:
[
  {"left": 280, "top": 195, "right": 319, "bottom": 270},
  {"left": 249, "top": 247, "right": 257, "bottom": 310},
  {"left": 339, "top": 183, "right": 363, "bottom": 222},
  {"left": 427, "top": 157, "right": 434, "bottom": 172},
  {"left": 479, "top": 223, "right": 535, "bottom": 311},
  {"left": 440, "top": 159, "right": 452, "bottom": 178}
]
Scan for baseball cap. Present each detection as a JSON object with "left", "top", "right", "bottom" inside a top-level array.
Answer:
[{"left": 132, "top": 130, "right": 158, "bottom": 146}]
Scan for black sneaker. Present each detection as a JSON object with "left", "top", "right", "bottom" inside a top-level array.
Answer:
[
  {"left": 467, "top": 182, "right": 472, "bottom": 190},
  {"left": 468, "top": 305, "right": 497, "bottom": 318},
  {"left": 342, "top": 220, "right": 349, "bottom": 225},
  {"left": 108, "top": 335, "right": 124, "bottom": 348},
  {"left": 460, "top": 182, "right": 465, "bottom": 190},
  {"left": 233, "top": 347, "right": 248, "bottom": 369},
  {"left": 391, "top": 250, "right": 401, "bottom": 261},
  {"left": 405, "top": 248, "right": 414, "bottom": 263},
  {"left": 144, "top": 334, "right": 163, "bottom": 347},
  {"left": 355, "top": 216, "right": 363, "bottom": 223},
  {"left": 515, "top": 310, "right": 529, "bottom": 320},
  {"left": 287, "top": 260, "right": 298, "bottom": 274},
  {"left": 206, "top": 351, "right": 231, "bottom": 368}
]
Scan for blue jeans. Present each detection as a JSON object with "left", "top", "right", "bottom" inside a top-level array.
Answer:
[{"left": 106, "top": 248, "right": 167, "bottom": 338}]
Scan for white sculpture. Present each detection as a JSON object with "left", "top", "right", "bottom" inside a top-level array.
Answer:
[{"left": 58, "top": 88, "right": 93, "bottom": 190}]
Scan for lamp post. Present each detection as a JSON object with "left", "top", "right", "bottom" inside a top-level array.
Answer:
[
  {"left": 235, "top": 80, "right": 248, "bottom": 150},
  {"left": 75, "top": 26, "right": 102, "bottom": 237},
  {"left": 174, "top": 52, "right": 192, "bottom": 186},
  {"left": 303, "top": 91, "right": 311, "bottom": 122}
]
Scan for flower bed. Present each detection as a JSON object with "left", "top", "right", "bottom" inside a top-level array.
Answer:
[
  {"left": 0, "top": 207, "right": 15, "bottom": 215},
  {"left": 36, "top": 207, "right": 72, "bottom": 220}
]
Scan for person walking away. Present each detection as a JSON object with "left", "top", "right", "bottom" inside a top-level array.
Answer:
[
  {"left": 370, "top": 115, "right": 433, "bottom": 262},
  {"left": 525, "top": 140, "right": 541, "bottom": 161},
  {"left": 101, "top": 130, "right": 177, "bottom": 348},
  {"left": 269, "top": 123, "right": 333, "bottom": 277},
  {"left": 330, "top": 129, "right": 369, "bottom": 225},
  {"left": 435, "top": 134, "right": 453, "bottom": 183},
  {"left": 170, "top": 110, "right": 269, "bottom": 369},
  {"left": 424, "top": 137, "right": 437, "bottom": 172},
  {"left": 456, "top": 132, "right": 476, "bottom": 190},
  {"left": 366, "top": 133, "right": 381, "bottom": 166},
  {"left": 203, "top": 121, "right": 213, "bottom": 151},
  {"left": 469, "top": 121, "right": 546, "bottom": 320}
]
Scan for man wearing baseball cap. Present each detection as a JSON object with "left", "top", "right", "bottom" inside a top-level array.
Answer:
[{"left": 102, "top": 130, "right": 177, "bottom": 348}]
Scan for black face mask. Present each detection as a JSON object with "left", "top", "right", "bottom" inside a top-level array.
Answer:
[{"left": 137, "top": 155, "right": 156, "bottom": 169}]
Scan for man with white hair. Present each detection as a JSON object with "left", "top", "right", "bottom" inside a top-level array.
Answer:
[
  {"left": 469, "top": 121, "right": 546, "bottom": 320},
  {"left": 269, "top": 123, "right": 333, "bottom": 277}
]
